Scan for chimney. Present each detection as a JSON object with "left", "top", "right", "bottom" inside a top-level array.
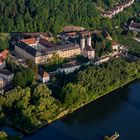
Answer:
[
  {"left": 87, "top": 32, "right": 92, "bottom": 47},
  {"left": 80, "top": 34, "right": 85, "bottom": 50}
]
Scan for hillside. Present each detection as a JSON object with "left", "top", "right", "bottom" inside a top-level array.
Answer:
[{"left": 0, "top": 0, "right": 139, "bottom": 33}]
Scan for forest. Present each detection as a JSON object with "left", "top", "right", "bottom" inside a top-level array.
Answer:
[
  {"left": 0, "top": 0, "right": 139, "bottom": 33},
  {"left": 1, "top": 58, "right": 140, "bottom": 132}
]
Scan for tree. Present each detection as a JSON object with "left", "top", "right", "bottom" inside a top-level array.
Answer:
[
  {"left": 0, "top": 0, "right": 139, "bottom": 33},
  {"left": 13, "top": 69, "right": 35, "bottom": 87},
  {"left": 26, "top": 59, "right": 38, "bottom": 78},
  {"left": 61, "top": 83, "right": 87, "bottom": 108},
  {"left": 13, "top": 72, "right": 26, "bottom": 87},
  {"left": 33, "top": 84, "right": 52, "bottom": 100},
  {"left": 0, "top": 39, "right": 9, "bottom": 52},
  {"left": 0, "top": 131, "right": 8, "bottom": 140},
  {"left": 46, "top": 53, "right": 64, "bottom": 71}
]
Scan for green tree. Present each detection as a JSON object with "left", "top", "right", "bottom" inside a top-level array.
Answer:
[
  {"left": 13, "top": 69, "right": 35, "bottom": 87},
  {"left": 0, "top": 39, "right": 9, "bottom": 52},
  {"left": 61, "top": 83, "right": 87, "bottom": 108}
]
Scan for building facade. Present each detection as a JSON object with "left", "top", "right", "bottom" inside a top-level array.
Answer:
[
  {"left": 15, "top": 38, "right": 81, "bottom": 64},
  {"left": 92, "top": 56, "right": 110, "bottom": 66},
  {"left": 59, "top": 61, "right": 81, "bottom": 74}
]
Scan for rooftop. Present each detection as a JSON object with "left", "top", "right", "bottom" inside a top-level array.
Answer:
[
  {"left": 102, "top": 0, "right": 134, "bottom": 17},
  {"left": 21, "top": 38, "right": 37, "bottom": 45},
  {"left": 0, "top": 69, "right": 13, "bottom": 76},
  {"left": 20, "top": 32, "right": 50, "bottom": 38},
  {"left": 16, "top": 42, "right": 37, "bottom": 56},
  {"left": 0, "top": 50, "right": 9, "bottom": 59},
  {"left": 63, "top": 26, "right": 85, "bottom": 32},
  {"left": 61, "top": 60, "right": 81, "bottom": 69},
  {"left": 39, "top": 38, "right": 56, "bottom": 48},
  {"left": 39, "top": 70, "right": 49, "bottom": 78},
  {"left": 129, "top": 22, "right": 140, "bottom": 29},
  {"left": 16, "top": 38, "right": 81, "bottom": 57}
]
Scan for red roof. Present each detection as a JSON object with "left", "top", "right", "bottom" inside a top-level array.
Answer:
[
  {"left": 39, "top": 70, "right": 50, "bottom": 78},
  {"left": 0, "top": 59, "right": 2, "bottom": 65},
  {"left": 0, "top": 50, "right": 9, "bottom": 65},
  {"left": 1, "top": 50, "right": 9, "bottom": 59},
  {"left": 0, "top": 50, "right": 9, "bottom": 59},
  {"left": 21, "top": 38, "right": 36, "bottom": 45}
]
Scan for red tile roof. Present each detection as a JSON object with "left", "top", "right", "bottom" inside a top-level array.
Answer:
[
  {"left": 39, "top": 70, "right": 50, "bottom": 78},
  {"left": 0, "top": 59, "right": 2, "bottom": 65},
  {"left": 0, "top": 50, "right": 9, "bottom": 65},
  {"left": 0, "top": 50, "right": 9, "bottom": 59},
  {"left": 21, "top": 38, "right": 37, "bottom": 45}
]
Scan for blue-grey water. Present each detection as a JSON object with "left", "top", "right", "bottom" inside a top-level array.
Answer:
[{"left": 1, "top": 80, "right": 140, "bottom": 140}]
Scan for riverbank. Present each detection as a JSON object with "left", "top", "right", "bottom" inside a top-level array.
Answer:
[
  {"left": 15, "top": 77, "right": 136, "bottom": 134},
  {"left": 3, "top": 58, "right": 140, "bottom": 135},
  {"left": 3, "top": 78, "right": 140, "bottom": 140}
]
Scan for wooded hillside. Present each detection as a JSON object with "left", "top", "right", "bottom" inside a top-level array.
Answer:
[{"left": 0, "top": 0, "right": 139, "bottom": 33}]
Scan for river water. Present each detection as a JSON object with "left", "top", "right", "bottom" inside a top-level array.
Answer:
[{"left": 1, "top": 80, "right": 140, "bottom": 140}]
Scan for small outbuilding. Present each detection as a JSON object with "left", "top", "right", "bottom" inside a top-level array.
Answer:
[{"left": 38, "top": 70, "right": 50, "bottom": 83}]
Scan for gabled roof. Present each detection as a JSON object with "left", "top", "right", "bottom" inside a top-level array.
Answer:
[
  {"left": 39, "top": 70, "right": 50, "bottom": 78},
  {"left": 21, "top": 38, "right": 37, "bottom": 45},
  {"left": 39, "top": 38, "right": 56, "bottom": 48},
  {"left": 16, "top": 42, "right": 38, "bottom": 56},
  {"left": 21, "top": 32, "right": 50, "bottom": 38},
  {"left": 0, "top": 69, "right": 13, "bottom": 76},
  {"left": 63, "top": 26, "right": 85, "bottom": 32},
  {"left": 0, "top": 50, "right": 9, "bottom": 65},
  {"left": 61, "top": 60, "right": 81, "bottom": 69},
  {"left": 129, "top": 22, "right": 140, "bottom": 29},
  {"left": 0, "top": 50, "right": 9, "bottom": 59}
]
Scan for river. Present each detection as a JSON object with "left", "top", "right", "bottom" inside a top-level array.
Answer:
[{"left": 1, "top": 80, "right": 140, "bottom": 140}]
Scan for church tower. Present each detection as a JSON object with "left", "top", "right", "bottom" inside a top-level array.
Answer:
[
  {"left": 80, "top": 34, "right": 85, "bottom": 50},
  {"left": 87, "top": 32, "right": 92, "bottom": 47}
]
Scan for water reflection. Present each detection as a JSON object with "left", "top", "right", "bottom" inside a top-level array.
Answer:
[
  {"left": 2, "top": 80, "right": 140, "bottom": 140},
  {"left": 62, "top": 84, "right": 132, "bottom": 126}
]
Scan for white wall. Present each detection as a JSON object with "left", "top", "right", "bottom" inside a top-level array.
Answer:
[{"left": 60, "top": 65, "right": 81, "bottom": 74}]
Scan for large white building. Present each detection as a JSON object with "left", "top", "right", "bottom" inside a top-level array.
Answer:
[{"left": 15, "top": 38, "right": 81, "bottom": 64}]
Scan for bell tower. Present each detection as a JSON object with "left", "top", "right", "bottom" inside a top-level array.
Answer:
[
  {"left": 80, "top": 34, "right": 85, "bottom": 50},
  {"left": 87, "top": 32, "right": 92, "bottom": 47}
]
